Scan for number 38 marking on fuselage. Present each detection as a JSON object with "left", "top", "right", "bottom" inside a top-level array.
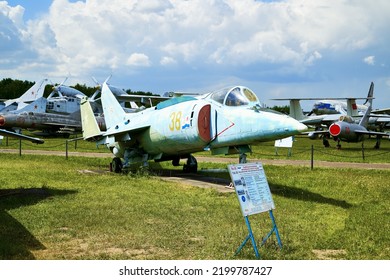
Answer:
[{"left": 169, "top": 111, "right": 182, "bottom": 131}]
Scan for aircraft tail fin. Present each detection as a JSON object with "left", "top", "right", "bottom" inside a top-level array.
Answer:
[
  {"left": 363, "top": 81, "right": 374, "bottom": 106},
  {"left": 101, "top": 82, "right": 126, "bottom": 130},
  {"left": 18, "top": 78, "right": 50, "bottom": 103},
  {"left": 80, "top": 97, "right": 103, "bottom": 140},
  {"left": 289, "top": 99, "right": 306, "bottom": 120},
  {"left": 359, "top": 82, "right": 374, "bottom": 127},
  {"left": 13, "top": 97, "right": 47, "bottom": 114},
  {"left": 346, "top": 98, "right": 358, "bottom": 116}
]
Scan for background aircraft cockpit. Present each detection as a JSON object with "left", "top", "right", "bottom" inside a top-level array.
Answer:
[
  {"left": 338, "top": 115, "right": 354, "bottom": 123},
  {"left": 207, "top": 86, "right": 260, "bottom": 107}
]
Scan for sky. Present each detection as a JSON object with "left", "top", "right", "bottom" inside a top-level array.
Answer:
[{"left": 1, "top": 0, "right": 390, "bottom": 110}]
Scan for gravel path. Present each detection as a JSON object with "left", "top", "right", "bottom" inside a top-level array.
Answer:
[{"left": 1, "top": 148, "right": 389, "bottom": 170}]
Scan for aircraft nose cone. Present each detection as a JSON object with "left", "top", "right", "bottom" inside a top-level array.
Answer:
[
  {"left": 0, "top": 116, "right": 5, "bottom": 126},
  {"left": 329, "top": 123, "right": 341, "bottom": 136},
  {"left": 283, "top": 116, "right": 307, "bottom": 133},
  {"left": 296, "top": 121, "right": 308, "bottom": 132}
]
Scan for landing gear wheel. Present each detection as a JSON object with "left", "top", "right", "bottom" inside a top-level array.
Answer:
[
  {"left": 374, "top": 137, "right": 381, "bottom": 149},
  {"left": 323, "top": 138, "right": 330, "bottom": 148},
  {"left": 172, "top": 157, "right": 180, "bottom": 166},
  {"left": 183, "top": 155, "right": 198, "bottom": 173},
  {"left": 239, "top": 153, "right": 247, "bottom": 164},
  {"left": 112, "top": 157, "right": 123, "bottom": 173}
]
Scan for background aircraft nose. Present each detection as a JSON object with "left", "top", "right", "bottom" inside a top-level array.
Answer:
[{"left": 329, "top": 123, "right": 341, "bottom": 136}]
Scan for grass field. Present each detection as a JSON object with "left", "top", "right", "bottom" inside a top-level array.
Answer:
[{"left": 0, "top": 136, "right": 389, "bottom": 260}]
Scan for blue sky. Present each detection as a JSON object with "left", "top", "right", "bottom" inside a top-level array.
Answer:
[{"left": 1, "top": 0, "right": 390, "bottom": 110}]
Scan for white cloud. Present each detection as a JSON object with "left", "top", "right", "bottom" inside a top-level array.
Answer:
[
  {"left": 363, "top": 56, "right": 375, "bottom": 65},
  {"left": 305, "top": 51, "right": 322, "bottom": 66},
  {"left": 0, "top": 3, "right": 25, "bottom": 51},
  {"left": 126, "top": 53, "right": 151, "bottom": 67},
  {"left": 3, "top": 0, "right": 389, "bottom": 71},
  {"left": 1, "top": 0, "right": 390, "bottom": 108},
  {"left": 160, "top": 56, "right": 177, "bottom": 66},
  {"left": 1, "top": 2, "right": 25, "bottom": 28}
]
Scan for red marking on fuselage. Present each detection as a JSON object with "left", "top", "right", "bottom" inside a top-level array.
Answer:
[{"left": 216, "top": 122, "right": 235, "bottom": 137}]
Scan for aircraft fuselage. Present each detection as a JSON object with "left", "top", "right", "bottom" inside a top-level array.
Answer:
[
  {"left": 0, "top": 112, "right": 106, "bottom": 133},
  {"left": 106, "top": 98, "right": 306, "bottom": 159},
  {"left": 329, "top": 121, "right": 366, "bottom": 142}
]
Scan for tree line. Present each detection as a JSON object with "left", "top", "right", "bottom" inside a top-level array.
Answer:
[{"left": 0, "top": 78, "right": 156, "bottom": 100}]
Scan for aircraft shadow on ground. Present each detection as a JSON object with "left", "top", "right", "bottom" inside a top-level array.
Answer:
[
  {"left": 0, "top": 187, "right": 77, "bottom": 260},
  {"left": 270, "top": 184, "right": 352, "bottom": 209},
  {"left": 161, "top": 169, "right": 352, "bottom": 208}
]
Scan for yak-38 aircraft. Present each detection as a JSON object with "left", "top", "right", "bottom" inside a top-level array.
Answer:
[{"left": 80, "top": 83, "right": 307, "bottom": 173}]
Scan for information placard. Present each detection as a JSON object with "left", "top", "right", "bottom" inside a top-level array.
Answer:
[
  {"left": 228, "top": 162, "right": 275, "bottom": 217},
  {"left": 274, "top": 136, "right": 293, "bottom": 148}
]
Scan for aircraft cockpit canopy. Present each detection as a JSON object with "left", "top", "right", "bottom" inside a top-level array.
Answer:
[
  {"left": 339, "top": 115, "right": 354, "bottom": 123},
  {"left": 208, "top": 86, "right": 260, "bottom": 107}
]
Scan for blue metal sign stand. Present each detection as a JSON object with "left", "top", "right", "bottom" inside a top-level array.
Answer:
[
  {"left": 228, "top": 162, "right": 282, "bottom": 259},
  {"left": 234, "top": 211, "right": 282, "bottom": 259},
  {"left": 234, "top": 216, "right": 260, "bottom": 259},
  {"left": 260, "top": 210, "right": 283, "bottom": 249}
]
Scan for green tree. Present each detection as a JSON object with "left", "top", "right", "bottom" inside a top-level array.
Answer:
[{"left": 0, "top": 78, "right": 34, "bottom": 100}]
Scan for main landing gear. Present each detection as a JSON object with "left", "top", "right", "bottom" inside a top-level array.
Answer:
[
  {"left": 110, "top": 153, "right": 148, "bottom": 173},
  {"left": 239, "top": 153, "right": 247, "bottom": 164},
  {"left": 110, "top": 155, "right": 199, "bottom": 174},
  {"left": 183, "top": 155, "right": 198, "bottom": 173},
  {"left": 374, "top": 136, "right": 381, "bottom": 149},
  {"left": 111, "top": 157, "right": 123, "bottom": 173}
]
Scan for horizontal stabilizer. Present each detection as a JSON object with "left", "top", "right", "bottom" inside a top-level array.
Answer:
[{"left": 0, "top": 129, "right": 44, "bottom": 144}]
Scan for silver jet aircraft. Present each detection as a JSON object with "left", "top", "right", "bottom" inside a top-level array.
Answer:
[
  {"left": 273, "top": 82, "right": 390, "bottom": 132},
  {"left": 0, "top": 78, "right": 51, "bottom": 113},
  {"left": 307, "top": 83, "right": 389, "bottom": 148},
  {"left": 80, "top": 83, "right": 307, "bottom": 173}
]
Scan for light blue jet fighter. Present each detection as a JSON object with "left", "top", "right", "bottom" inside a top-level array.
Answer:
[{"left": 80, "top": 83, "right": 307, "bottom": 172}]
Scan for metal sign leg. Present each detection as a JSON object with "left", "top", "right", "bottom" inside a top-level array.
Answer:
[
  {"left": 261, "top": 210, "right": 282, "bottom": 249},
  {"left": 234, "top": 216, "right": 260, "bottom": 259}
]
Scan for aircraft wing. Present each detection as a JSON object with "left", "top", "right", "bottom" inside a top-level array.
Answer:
[
  {"left": 41, "top": 122, "right": 80, "bottom": 128},
  {"left": 0, "top": 129, "right": 44, "bottom": 144},
  {"left": 115, "top": 94, "right": 170, "bottom": 103},
  {"left": 163, "top": 91, "right": 202, "bottom": 97},
  {"left": 116, "top": 92, "right": 202, "bottom": 103},
  {"left": 103, "top": 123, "right": 151, "bottom": 140},
  {"left": 372, "top": 108, "right": 390, "bottom": 115},
  {"left": 299, "top": 115, "right": 332, "bottom": 126},
  {"left": 368, "top": 114, "right": 390, "bottom": 118},
  {"left": 301, "top": 130, "right": 329, "bottom": 137},
  {"left": 354, "top": 130, "right": 390, "bottom": 137}
]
